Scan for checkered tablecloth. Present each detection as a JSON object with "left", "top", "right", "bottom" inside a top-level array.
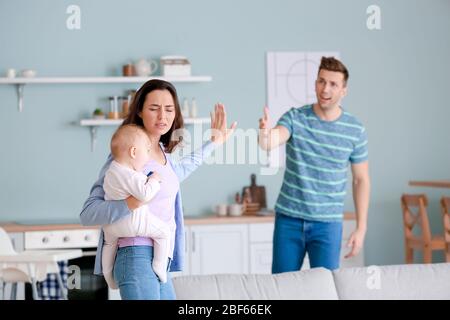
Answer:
[{"left": 37, "top": 261, "right": 68, "bottom": 300}]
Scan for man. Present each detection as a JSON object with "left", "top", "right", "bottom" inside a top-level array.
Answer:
[{"left": 259, "top": 57, "right": 370, "bottom": 272}]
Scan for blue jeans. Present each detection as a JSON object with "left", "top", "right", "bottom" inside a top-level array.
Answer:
[
  {"left": 272, "top": 212, "right": 343, "bottom": 273},
  {"left": 113, "top": 246, "right": 176, "bottom": 300}
]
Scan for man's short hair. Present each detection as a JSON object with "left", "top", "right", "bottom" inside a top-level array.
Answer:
[
  {"left": 318, "top": 56, "right": 349, "bottom": 85},
  {"left": 110, "top": 124, "right": 148, "bottom": 159}
]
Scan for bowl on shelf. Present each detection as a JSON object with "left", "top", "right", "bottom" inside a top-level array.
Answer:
[{"left": 21, "top": 69, "right": 37, "bottom": 78}]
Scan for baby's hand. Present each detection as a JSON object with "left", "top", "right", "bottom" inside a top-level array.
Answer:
[{"left": 148, "top": 171, "right": 162, "bottom": 183}]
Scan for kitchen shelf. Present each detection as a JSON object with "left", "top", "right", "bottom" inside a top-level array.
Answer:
[
  {"left": 80, "top": 119, "right": 124, "bottom": 126},
  {"left": 0, "top": 76, "right": 212, "bottom": 84},
  {"left": 80, "top": 117, "right": 211, "bottom": 152},
  {"left": 0, "top": 76, "right": 212, "bottom": 112}
]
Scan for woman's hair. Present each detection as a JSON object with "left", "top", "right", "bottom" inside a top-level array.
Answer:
[{"left": 122, "top": 79, "right": 184, "bottom": 153}]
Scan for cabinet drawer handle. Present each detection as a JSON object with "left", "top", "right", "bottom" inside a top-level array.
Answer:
[{"left": 192, "top": 232, "right": 195, "bottom": 253}]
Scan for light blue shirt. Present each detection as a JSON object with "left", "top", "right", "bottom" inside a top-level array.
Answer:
[
  {"left": 79, "top": 141, "right": 217, "bottom": 275},
  {"left": 275, "top": 104, "right": 368, "bottom": 221}
]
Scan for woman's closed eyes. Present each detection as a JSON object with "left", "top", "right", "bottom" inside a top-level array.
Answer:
[{"left": 147, "top": 104, "right": 175, "bottom": 112}]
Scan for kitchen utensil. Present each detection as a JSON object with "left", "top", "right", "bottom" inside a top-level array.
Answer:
[{"left": 242, "top": 174, "right": 267, "bottom": 209}]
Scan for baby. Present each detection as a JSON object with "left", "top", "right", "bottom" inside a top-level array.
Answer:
[{"left": 101, "top": 124, "right": 171, "bottom": 289}]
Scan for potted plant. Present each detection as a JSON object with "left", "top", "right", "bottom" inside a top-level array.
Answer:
[{"left": 92, "top": 108, "right": 105, "bottom": 119}]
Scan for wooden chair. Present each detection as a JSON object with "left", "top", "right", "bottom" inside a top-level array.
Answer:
[
  {"left": 400, "top": 194, "right": 446, "bottom": 263},
  {"left": 440, "top": 197, "right": 450, "bottom": 262}
]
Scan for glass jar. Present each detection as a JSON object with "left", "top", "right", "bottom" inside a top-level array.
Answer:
[
  {"left": 122, "top": 63, "right": 135, "bottom": 77},
  {"left": 120, "top": 96, "right": 129, "bottom": 118},
  {"left": 122, "top": 90, "right": 136, "bottom": 118},
  {"left": 108, "top": 96, "right": 120, "bottom": 119}
]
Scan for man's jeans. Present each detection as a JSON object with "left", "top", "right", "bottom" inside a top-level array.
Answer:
[{"left": 272, "top": 212, "right": 343, "bottom": 273}]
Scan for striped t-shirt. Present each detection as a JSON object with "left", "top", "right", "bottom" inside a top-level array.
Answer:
[{"left": 275, "top": 104, "right": 368, "bottom": 221}]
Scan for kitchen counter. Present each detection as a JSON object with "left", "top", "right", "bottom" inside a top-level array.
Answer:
[
  {"left": 0, "top": 222, "right": 97, "bottom": 232},
  {"left": 0, "top": 212, "right": 356, "bottom": 232}
]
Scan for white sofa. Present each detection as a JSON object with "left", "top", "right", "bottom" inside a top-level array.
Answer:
[{"left": 173, "top": 263, "right": 450, "bottom": 300}]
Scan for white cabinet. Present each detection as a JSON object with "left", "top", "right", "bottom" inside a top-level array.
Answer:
[
  {"left": 24, "top": 229, "right": 99, "bottom": 250},
  {"left": 249, "top": 243, "right": 273, "bottom": 274},
  {"left": 188, "top": 224, "right": 248, "bottom": 275},
  {"left": 248, "top": 222, "right": 310, "bottom": 274},
  {"left": 249, "top": 223, "right": 274, "bottom": 274},
  {"left": 247, "top": 220, "right": 363, "bottom": 274},
  {"left": 8, "top": 232, "right": 24, "bottom": 252}
]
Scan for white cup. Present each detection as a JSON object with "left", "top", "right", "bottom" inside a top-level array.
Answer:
[
  {"left": 215, "top": 204, "right": 228, "bottom": 217},
  {"left": 5, "top": 69, "right": 16, "bottom": 78},
  {"left": 228, "top": 204, "right": 244, "bottom": 217}
]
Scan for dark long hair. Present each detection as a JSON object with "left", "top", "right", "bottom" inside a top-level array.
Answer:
[{"left": 122, "top": 79, "right": 184, "bottom": 153}]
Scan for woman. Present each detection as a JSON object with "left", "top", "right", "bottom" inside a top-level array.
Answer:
[{"left": 80, "top": 79, "right": 236, "bottom": 299}]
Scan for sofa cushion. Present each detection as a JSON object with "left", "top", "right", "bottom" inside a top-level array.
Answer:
[
  {"left": 173, "top": 267, "right": 339, "bottom": 300},
  {"left": 333, "top": 263, "right": 450, "bottom": 300}
]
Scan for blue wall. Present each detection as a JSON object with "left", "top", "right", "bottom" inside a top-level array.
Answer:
[{"left": 1, "top": 0, "right": 449, "bottom": 265}]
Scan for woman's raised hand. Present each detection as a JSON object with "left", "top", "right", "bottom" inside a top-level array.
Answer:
[{"left": 210, "top": 103, "right": 237, "bottom": 145}]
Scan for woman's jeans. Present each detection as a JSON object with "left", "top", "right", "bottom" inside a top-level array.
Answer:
[
  {"left": 272, "top": 212, "right": 343, "bottom": 273},
  {"left": 113, "top": 246, "right": 176, "bottom": 300}
]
